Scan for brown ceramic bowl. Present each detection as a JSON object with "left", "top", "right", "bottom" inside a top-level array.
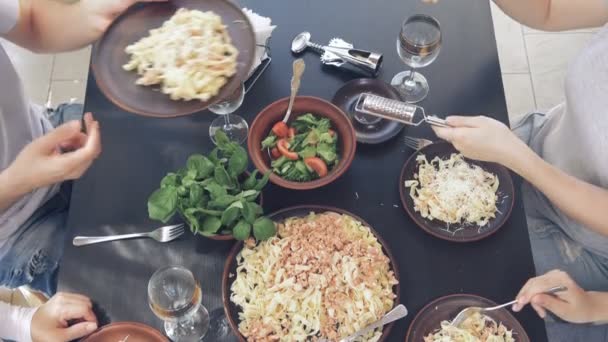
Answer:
[
  {"left": 222, "top": 205, "right": 401, "bottom": 342},
  {"left": 248, "top": 96, "right": 357, "bottom": 190},
  {"left": 405, "top": 294, "right": 530, "bottom": 342},
  {"left": 399, "top": 142, "right": 515, "bottom": 243},
  {"left": 82, "top": 322, "right": 168, "bottom": 342},
  {"left": 91, "top": 0, "right": 255, "bottom": 117},
  {"left": 191, "top": 171, "right": 263, "bottom": 241}
]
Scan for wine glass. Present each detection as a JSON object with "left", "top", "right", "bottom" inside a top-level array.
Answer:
[
  {"left": 208, "top": 83, "right": 248, "bottom": 145},
  {"left": 391, "top": 14, "right": 442, "bottom": 103},
  {"left": 148, "top": 266, "right": 210, "bottom": 341}
]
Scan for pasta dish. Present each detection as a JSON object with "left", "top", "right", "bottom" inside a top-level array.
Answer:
[
  {"left": 424, "top": 312, "right": 515, "bottom": 342},
  {"left": 122, "top": 8, "right": 238, "bottom": 101},
  {"left": 404, "top": 153, "right": 499, "bottom": 229},
  {"left": 230, "top": 212, "right": 398, "bottom": 341}
]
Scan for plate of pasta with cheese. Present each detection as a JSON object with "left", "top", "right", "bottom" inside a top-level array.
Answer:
[
  {"left": 399, "top": 142, "right": 514, "bottom": 242},
  {"left": 91, "top": 0, "right": 255, "bottom": 117}
]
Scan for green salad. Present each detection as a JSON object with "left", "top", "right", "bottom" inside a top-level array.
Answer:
[
  {"left": 147, "top": 131, "right": 275, "bottom": 241},
  {"left": 261, "top": 113, "right": 339, "bottom": 182}
]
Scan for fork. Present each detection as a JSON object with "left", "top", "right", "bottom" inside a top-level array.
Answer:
[
  {"left": 404, "top": 136, "right": 433, "bottom": 150},
  {"left": 450, "top": 285, "right": 568, "bottom": 327},
  {"left": 319, "top": 304, "right": 408, "bottom": 342},
  {"left": 72, "top": 224, "right": 185, "bottom": 246}
]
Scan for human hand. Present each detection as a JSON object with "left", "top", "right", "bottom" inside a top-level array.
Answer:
[
  {"left": 31, "top": 292, "right": 98, "bottom": 342},
  {"left": 513, "top": 270, "right": 596, "bottom": 323},
  {"left": 81, "top": 0, "right": 168, "bottom": 37},
  {"left": 6, "top": 113, "right": 102, "bottom": 194},
  {"left": 432, "top": 115, "right": 525, "bottom": 166}
]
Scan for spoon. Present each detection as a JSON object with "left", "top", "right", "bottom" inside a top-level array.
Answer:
[{"left": 283, "top": 58, "right": 306, "bottom": 123}]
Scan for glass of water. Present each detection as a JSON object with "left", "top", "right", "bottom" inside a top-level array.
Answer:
[
  {"left": 148, "top": 266, "right": 209, "bottom": 341},
  {"left": 208, "top": 82, "right": 248, "bottom": 145},
  {"left": 391, "top": 14, "right": 442, "bottom": 103}
]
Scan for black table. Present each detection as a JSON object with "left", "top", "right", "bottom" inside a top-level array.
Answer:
[{"left": 58, "top": 0, "right": 548, "bottom": 341}]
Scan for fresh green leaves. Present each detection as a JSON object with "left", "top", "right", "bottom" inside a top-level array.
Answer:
[
  {"left": 148, "top": 187, "right": 178, "bottom": 223},
  {"left": 261, "top": 135, "right": 277, "bottom": 149},
  {"left": 253, "top": 217, "right": 276, "bottom": 241},
  {"left": 147, "top": 141, "right": 275, "bottom": 241}
]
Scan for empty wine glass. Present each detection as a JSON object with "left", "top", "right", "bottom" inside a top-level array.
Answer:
[
  {"left": 208, "top": 83, "right": 248, "bottom": 145},
  {"left": 148, "top": 266, "right": 209, "bottom": 341},
  {"left": 391, "top": 14, "right": 442, "bottom": 103}
]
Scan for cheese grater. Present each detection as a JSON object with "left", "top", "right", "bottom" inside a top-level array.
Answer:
[{"left": 354, "top": 93, "right": 448, "bottom": 127}]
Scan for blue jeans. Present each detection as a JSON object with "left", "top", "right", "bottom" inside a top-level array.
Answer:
[{"left": 0, "top": 104, "right": 83, "bottom": 297}]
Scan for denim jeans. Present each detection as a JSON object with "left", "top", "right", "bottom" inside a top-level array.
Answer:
[{"left": 0, "top": 103, "right": 82, "bottom": 297}]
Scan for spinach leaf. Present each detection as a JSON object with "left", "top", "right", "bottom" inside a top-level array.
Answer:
[
  {"left": 241, "top": 201, "right": 257, "bottom": 224},
  {"left": 295, "top": 113, "right": 320, "bottom": 125},
  {"left": 253, "top": 217, "right": 276, "bottom": 241},
  {"left": 316, "top": 118, "right": 331, "bottom": 131},
  {"left": 303, "top": 129, "right": 319, "bottom": 146},
  {"left": 242, "top": 170, "right": 259, "bottom": 190},
  {"left": 232, "top": 220, "right": 251, "bottom": 241},
  {"left": 318, "top": 131, "right": 334, "bottom": 144},
  {"left": 208, "top": 194, "right": 237, "bottom": 210},
  {"left": 148, "top": 187, "right": 178, "bottom": 223},
  {"left": 253, "top": 171, "right": 271, "bottom": 191},
  {"left": 187, "top": 154, "right": 214, "bottom": 179},
  {"left": 271, "top": 156, "right": 288, "bottom": 169},
  {"left": 201, "top": 216, "right": 222, "bottom": 234},
  {"left": 183, "top": 208, "right": 201, "bottom": 233},
  {"left": 228, "top": 146, "right": 248, "bottom": 177},
  {"left": 205, "top": 182, "right": 227, "bottom": 200},
  {"left": 209, "top": 148, "right": 220, "bottom": 164},
  {"left": 221, "top": 206, "right": 240, "bottom": 227},
  {"left": 261, "top": 135, "right": 277, "bottom": 149},
  {"left": 189, "top": 184, "right": 204, "bottom": 207},
  {"left": 214, "top": 130, "right": 230, "bottom": 148},
  {"left": 187, "top": 207, "right": 222, "bottom": 216},
  {"left": 160, "top": 173, "right": 180, "bottom": 188},
  {"left": 214, "top": 165, "right": 233, "bottom": 188}
]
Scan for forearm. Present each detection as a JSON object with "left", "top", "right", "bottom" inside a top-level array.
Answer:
[
  {"left": 6, "top": 0, "right": 102, "bottom": 53},
  {"left": 588, "top": 291, "right": 608, "bottom": 323},
  {"left": 493, "top": 0, "right": 608, "bottom": 31},
  {"left": 0, "top": 166, "right": 31, "bottom": 213},
  {"left": 505, "top": 144, "right": 608, "bottom": 237}
]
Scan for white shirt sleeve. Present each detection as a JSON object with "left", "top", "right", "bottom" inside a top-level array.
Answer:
[
  {"left": 0, "top": 301, "right": 38, "bottom": 342},
  {"left": 0, "top": 0, "right": 20, "bottom": 34}
]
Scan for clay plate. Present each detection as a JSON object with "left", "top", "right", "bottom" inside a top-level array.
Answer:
[
  {"left": 332, "top": 78, "right": 405, "bottom": 144},
  {"left": 405, "top": 294, "right": 529, "bottom": 342},
  {"left": 81, "top": 322, "right": 168, "bottom": 342},
  {"left": 91, "top": 0, "right": 255, "bottom": 117},
  {"left": 399, "top": 142, "right": 515, "bottom": 242},
  {"left": 222, "top": 205, "right": 401, "bottom": 342},
  {"left": 247, "top": 96, "right": 357, "bottom": 190}
]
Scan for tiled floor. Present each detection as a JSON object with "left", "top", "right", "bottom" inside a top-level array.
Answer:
[{"left": 0, "top": 5, "right": 597, "bottom": 124}]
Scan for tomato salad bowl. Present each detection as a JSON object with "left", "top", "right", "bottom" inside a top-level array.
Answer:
[{"left": 248, "top": 96, "right": 357, "bottom": 190}]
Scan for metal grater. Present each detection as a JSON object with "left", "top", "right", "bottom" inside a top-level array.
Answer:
[{"left": 354, "top": 93, "right": 448, "bottom": 127}]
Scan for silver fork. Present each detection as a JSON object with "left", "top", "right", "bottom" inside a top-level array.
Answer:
[
  {"left": 72, "top": 224, "right": 185, "bottom": 246},
  {"left": 319, "top": 304, "right": 408, "bottom": 342},
  {"left": 404, "top": 136, "right": 433, "bottom": 150},
  {"left": 450, "top": 285, "right": 568, "bottom": 327}
]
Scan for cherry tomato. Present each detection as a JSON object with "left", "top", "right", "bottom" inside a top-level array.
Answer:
[
  {"left": 277, "top": 139, "right": 299, "bottom": 160},
  {"left": 270, "top": 147, "right": 281, "bottom": 159},
  {"left": 288, "top": 127, "right": 296, "bottom": 139},
  {"left": 304, "top": 157, "right": 328, "bottom": 177},
  {"left": 271, "top": 121, "right": 289, "bottom": 138}
]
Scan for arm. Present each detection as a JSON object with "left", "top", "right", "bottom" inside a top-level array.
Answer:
[
  {"left": 493, "top": 0, "right": 608, "bottom": 31},
  {"left": 433, "top": 116, "right": 608, "bottom": 238},
  {"left": 3, "top": 0, "right": 164, "bottom": 53}
]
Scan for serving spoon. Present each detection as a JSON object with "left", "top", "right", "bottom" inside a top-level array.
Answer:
[{"left": 283, "top": 58, "right": 306, "bottom": 123}]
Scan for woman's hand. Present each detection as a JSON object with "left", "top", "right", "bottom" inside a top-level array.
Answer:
[
  {"left": 513, "top": 270, "right": 603, "bottom": 323},
  {"left": 432, "top": 115, "right": 526, "bottom": 167},
  {"left": 6, "top": 113, "right": 102, "bottom": 194},
  {"left": 31, "top": 292, "right": 98, "bottom": 342}
]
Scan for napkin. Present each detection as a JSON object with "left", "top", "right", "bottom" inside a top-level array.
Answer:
[{"left": 242, "top": 8, "right": 276, "bottom": 76}]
